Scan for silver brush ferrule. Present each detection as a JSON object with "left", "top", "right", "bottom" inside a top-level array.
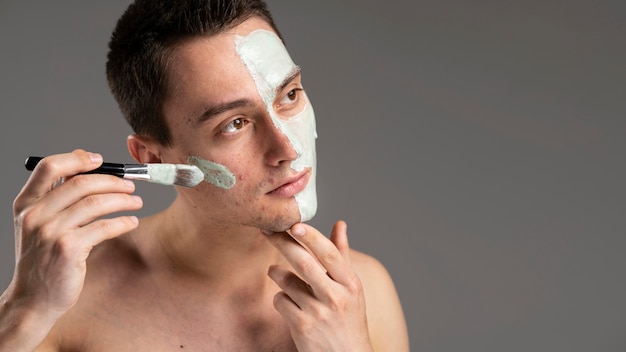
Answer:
[{"left": 122, "top": 164, "right": 151, "bottom": 181}]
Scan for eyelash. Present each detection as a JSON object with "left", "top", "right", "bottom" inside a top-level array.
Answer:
[
  {"left": 277, "top": 88, "right": 304, "bottom": 108},
  {"left": 219, "top": 88, "right": 304, "bottom": 135},
  {"left": 221, "top": 117, "right": 249, "bottom": 134}
]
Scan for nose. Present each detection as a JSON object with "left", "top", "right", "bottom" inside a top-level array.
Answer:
[{"left": 263, "top": 120, "right": 300, "bottom": 167}]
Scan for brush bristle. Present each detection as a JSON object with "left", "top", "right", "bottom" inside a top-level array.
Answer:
[
  {"left": 146, "top": 164, "right": 204, "bottom": 187},
  {"left": 173, "top": 164, "right": 205, "bottom": 187}
]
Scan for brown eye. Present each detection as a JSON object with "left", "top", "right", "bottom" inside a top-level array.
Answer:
[
  {"left": 232, "top": 118, "right": 244, "bottom": 129},
  {"left": 277, "top": 88, "right": 303, "bottom": 107},
  {"left": 222, "top": 118, "right": 247, "bottom": 133}
]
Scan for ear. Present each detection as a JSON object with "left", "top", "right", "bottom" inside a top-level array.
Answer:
[{"left": 127, "top": 134, "right": 162, "bottom": 164}]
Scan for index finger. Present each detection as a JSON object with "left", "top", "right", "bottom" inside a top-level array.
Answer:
[
  {"left": 288, "top": 222, "right": 354, "bottom": 285},
  {"left": 16, "top": 150, "right": 103, "bottom": 206}
]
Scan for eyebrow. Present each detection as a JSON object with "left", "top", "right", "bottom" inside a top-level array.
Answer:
[
  {"left": 276, "top": 66, "right": 302, "bottom": 94},
  {"left": 194, "top": 98, "right": 256, "bottom": 126},
  {"left": 193, "top": 66, "right": 302, "bottom": 126}
]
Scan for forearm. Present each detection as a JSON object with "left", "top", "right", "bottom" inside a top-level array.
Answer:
[{"left": 0, "top": 288, "right": 55, "bottom": 352}]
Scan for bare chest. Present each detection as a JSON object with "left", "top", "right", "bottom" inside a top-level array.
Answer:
[{"left": 48, "top": 284, "right": 296, "bottom": 351}]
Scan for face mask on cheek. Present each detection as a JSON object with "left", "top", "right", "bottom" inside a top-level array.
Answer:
[{"left": 235, "top": 29, "right": 318, "bottom": 222}]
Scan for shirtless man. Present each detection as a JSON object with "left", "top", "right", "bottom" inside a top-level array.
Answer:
[{"left": 0, "top": 1, "right": 409, "bottom": 350}]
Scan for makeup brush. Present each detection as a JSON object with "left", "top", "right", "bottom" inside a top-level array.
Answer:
[{"left": 25, "top": 156, "right": 205, "bottom": 188}]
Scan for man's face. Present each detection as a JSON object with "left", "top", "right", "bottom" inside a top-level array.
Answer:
[{"left": 160, "top": 17, "right": 317, "bottom": 232}]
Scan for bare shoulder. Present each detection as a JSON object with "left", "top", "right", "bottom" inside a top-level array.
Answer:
[
  {"left": 349, "top": 249, "right": 391, "bottom": 282},
  {"left": 349, "top": 249, "right": 400, "bottom": 305},
  {"left": 350, "top": 249, "right": 410, "bottom": 352}
]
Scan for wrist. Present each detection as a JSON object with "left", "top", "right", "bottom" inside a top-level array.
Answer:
[{"left": 0, "top": 288, "right": 57, "bottom": 351}]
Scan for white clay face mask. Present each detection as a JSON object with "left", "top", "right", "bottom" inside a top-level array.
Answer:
[
  {"left": 186, "top": 30, "right": 317, "bottom": 221},
  {"left": 235, "top": 29, "right": 318, "bottom": 222}
]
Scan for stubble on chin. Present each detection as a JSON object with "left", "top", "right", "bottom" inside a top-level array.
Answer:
[{"left": 255, "top": 205, "right": 302, "bottom": 233}]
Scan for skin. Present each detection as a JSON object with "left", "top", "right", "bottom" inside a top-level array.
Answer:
[{"left": 0, "top": 17, "right": 409, "bottom": 351}]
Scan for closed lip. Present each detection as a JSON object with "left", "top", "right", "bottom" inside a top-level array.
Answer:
[{"left": 267, "top": 169, "right": 311, "bottom": 197}]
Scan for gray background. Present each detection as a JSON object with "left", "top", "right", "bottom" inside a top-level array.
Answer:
[{"left": 1, "top": 0, "right": 624, "bottom": 350}]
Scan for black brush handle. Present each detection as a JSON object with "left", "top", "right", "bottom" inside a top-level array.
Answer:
[{"left": 24, "top": 156, "right": 127, "bottom": 178}]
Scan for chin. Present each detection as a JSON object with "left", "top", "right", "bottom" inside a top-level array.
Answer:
[
  {"left": 267, "top": 215, "right": 301, "bottom": 232},
  {"left": 255, "top": 192, "right": 317, "bottom": 232},
  {"left": 257, "top": 207, "right": 302, "bottom": 233}
]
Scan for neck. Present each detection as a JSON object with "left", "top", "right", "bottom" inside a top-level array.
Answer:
[{"left": 131, "top": 197, "right": 282, "bottom": 291}]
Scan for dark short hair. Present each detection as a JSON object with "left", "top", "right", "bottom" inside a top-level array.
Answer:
[{"left": 106, "top": 0, "right": 281, "bottom": 146}]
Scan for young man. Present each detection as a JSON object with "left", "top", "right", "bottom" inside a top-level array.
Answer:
[{"left": 0, "top": 1, "right": 408, "bottom": 350}]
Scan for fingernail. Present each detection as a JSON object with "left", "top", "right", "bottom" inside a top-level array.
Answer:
[
  {"left": 124, "top": 179, "right": 135, "bottom": 189},
  {"left": 262, "top": 229, "right": 274, "bottom": 235},
  {"left": 129, "top": 215, "right": 139, "bottom": 224},
  {"left": 131, "top": 195, "right": 143, "bottom": 205},
  {"left": 291, "top": 225, "right": 305, "bottom": 237},
  {"left": 89, "top": 153, "right": 103, "bottom": 164}
]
